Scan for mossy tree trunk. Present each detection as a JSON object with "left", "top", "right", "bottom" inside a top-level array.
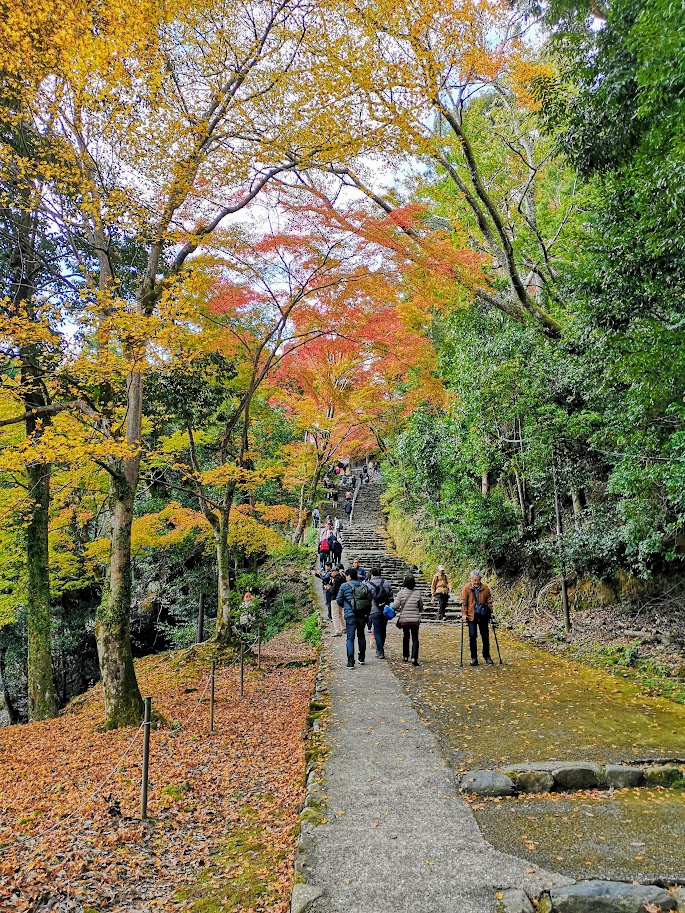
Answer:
[
  {"left": 25, "top": 460, "right": 58, "bottom": 721},
  {"left": 95, "top": 469, "right": 144, "bottom": 729}
]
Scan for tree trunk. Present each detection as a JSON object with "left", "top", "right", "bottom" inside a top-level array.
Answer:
[
  {"left": 26, "top": 461, "right": 58, "bottom": 721},
  {"left": 291, "top": 464, "right": 323, "bottom": 544},
  {"left": 481, "top": 470, "right": 490, "bottom": 497},
  {"left": 215, "top": 512, "right": 233, "bottom": 644},
  {"left": 95, "top": 472, "right": 143, "bottom": 729}
]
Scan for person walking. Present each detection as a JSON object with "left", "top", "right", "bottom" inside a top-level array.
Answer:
[
  {"left": 334, "top": 516, "right": 343, "bottom": 536},
  {"left": 431, "top": 565, "right": 450, "bottom": 621},
  {"left": 345, "top": 499, "right": 353, "bottom": 523},
  {"left": 460, "top": 569, "right": 494, "bottom": 666},
  {"left": 331, "top": 535, "right": 343, "bottom": 565},
  {"left": 352, "top": 557, "right": 367, "bottom": 581},
  {"left": 393, "top": 575, "right": 423, "bottom": 666},
  {"left": 336, "top": 567, "right": 371, "bottom": 668},
  {"left": 312, "top": 562, "right": 334, "bottom": 619},
  {"left": 367, "top": 565, "right": 393, "bottom": 658},
  {"left": 312, "top": 506, "right": 320, "bottom": 528},
  {"left": 329, "top": 565, "right": 346, "bottom": 636}
]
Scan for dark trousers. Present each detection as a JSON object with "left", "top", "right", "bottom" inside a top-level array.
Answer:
[
  {"left": 468, "top": 617, "right": 491, "bottom": 660},
  {"left": 371, "top": 612, "right": 387, "bottom": 656},
  {"left": 402, "top": 624, "right": 420, "bottom": 662},
  {"left": 346, "top": 617, "right": 366, "bottom": 666},
  {"left": 435, "top": 592, "right": 449, "bottom": 619},
  {"left": 324, "top": 590, "right": 332, "bottom": 619}
]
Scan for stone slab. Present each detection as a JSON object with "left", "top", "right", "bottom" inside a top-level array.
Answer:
[
  {"left": 551, "top": 880, "right": 677, "bottom": 913},
  {"left": 604, "top": 765, "right": 644, "bottom": 789},
  {"left": 461, "top": 769, "right": 517, "bottom": 796}
]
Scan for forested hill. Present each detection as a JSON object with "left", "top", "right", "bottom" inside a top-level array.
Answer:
[{"left": 1, "top": 0, "right": 684, "bottom": 729}]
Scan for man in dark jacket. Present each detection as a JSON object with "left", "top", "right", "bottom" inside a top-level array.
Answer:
[
  {"left": 367, "top": 565, "right": 393, "bottom": 659},
  {"left": 336, "top": 568, "right": 370, "bottom": 668},
  {"left": 328, "top": 565, "right": 346, "bottom": 636}
]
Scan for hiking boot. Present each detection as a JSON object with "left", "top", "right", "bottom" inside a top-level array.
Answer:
[
  {"left": 403, "top": 656, "right": 409, "bottom": 663},
  {"left": 469, "top": 659, "right": 479, "bottom": 666},
  {"left": 347, "top": 662, "right": 355, "bottom": 668},
  {"left": 412, "top": 660, "right": 420, "bottom": 666},
  {"left": 485, "top": 657, "right": 494, "bottom": 665},
  {"left": 359, "top": 658, "right": 365, "bottom": 665},
  {"left": 375, "top": 651, "right": 385, "bottom": 659}
]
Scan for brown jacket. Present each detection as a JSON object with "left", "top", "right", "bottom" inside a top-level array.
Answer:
[
  {"left": 460, "top": 582, "right": 493, "bottom": 621},
  {"left": 431, "top": 571, "right": 450, "bottom": 596}
]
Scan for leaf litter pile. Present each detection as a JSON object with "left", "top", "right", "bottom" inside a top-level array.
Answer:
[{"left": 0, "top": 630, "right": 316, "bottom": 912}]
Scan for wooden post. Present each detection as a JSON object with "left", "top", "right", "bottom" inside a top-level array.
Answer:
[
  {"left": 209, "top": 660, "right": 215, "bottom": 732},
  {"left": 240, "top": 639, "right": 244, "bottom": 698},
  {"left": 196, "top": 593, "right": 205, "bottom": 644},
  {"left": 140, "top": 696, "right": 152, "bottom": 820}
]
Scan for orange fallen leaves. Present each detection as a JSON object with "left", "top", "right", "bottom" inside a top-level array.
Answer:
[{"left": 0, "top": 630, "right": 316, "bottom": 912}]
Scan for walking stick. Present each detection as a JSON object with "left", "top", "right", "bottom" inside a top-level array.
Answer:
[
  {"left": 460, "top": 616, "right": 464, "bottom": 667},
  {"left": 491, "top": 618, "right": 503, "bottom": 664}
]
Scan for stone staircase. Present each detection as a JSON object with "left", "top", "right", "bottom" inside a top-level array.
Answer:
[{"left": 339, "top": 474, "right": 462, "bottom": 624}]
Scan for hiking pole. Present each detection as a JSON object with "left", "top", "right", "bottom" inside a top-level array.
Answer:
[
  {"left": 491, "top": 618, "right": 503, "bottom": 664},
  {"left": 460, "top": 616, "right": 464, "bottom": 667}
]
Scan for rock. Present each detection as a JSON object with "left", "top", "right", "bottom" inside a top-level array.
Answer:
[
  {"left": 290, "top": 883, "right": 323, "bottom": 913},
  {"left": 505, "top": 768, "right": 555, "bottom": 794},
  {"left": 460, "top": 770, "right": 516, "bottom": 797},
  {"left": 551, "top": 763, "right": 600, "bottom": 790},
  {"left": 643, "top": 764, "right": 683, "bottom": 787},
  {"left": 500, "top": 888, "right": 534, "bottom": 913},
  {"left": 550, "top": 881, "right": 677, "bottom": 913},
  {"left": 604, "top": 764, "right": 644, "bottom": 789}
]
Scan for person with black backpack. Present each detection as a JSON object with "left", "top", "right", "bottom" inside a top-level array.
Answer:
[
  {"left": 336, "top": 567, "right": 372, "bottom": 668},
  {"left": 366, "top": 565, "right": 394, "bottom": 659}
]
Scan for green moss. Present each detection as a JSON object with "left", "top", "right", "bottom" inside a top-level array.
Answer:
[
  {"left": 173, "top": 822, "right": 289, "bottom": 912},
  {"left": 393, "top": 626, "right": 685, "bottom": 770},
  {"left": 473, "top": 790, "right": 685, "bottom": 883},
  {"left": 161, "top": 782, "right": 191, "bottom": 800}
]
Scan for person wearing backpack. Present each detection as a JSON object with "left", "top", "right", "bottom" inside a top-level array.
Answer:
[
  {"left": 367, "top": 565, "right": 393, "bottom": 659},
  {"left": 344, "top": 499, "right": 353, "bottom": 523},
  {"left": 317, "top": 533, "right": 331, "bottom": 569},
  {"left": 393, "top": 575, "right": 423, "bottom": 666},
  {"left": 336, "top": 567, "right": 371, "bottom": 668},
  {"left": 460, "top": 569, "right": 494, "bottom": 666},
  {"left": 312, "top": 506, "right": 320, "bottom": 529},
  {"left": 431, "top": 565, "right": 451, "bottom": 621}
]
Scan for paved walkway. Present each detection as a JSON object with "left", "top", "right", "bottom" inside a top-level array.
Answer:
[{"left": 306, "top": 608, "right": 568, "bottom": 913}]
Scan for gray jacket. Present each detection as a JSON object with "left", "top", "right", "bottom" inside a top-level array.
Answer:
[{"left": 393, "top": 587, "right": 423, "bottom": 625}]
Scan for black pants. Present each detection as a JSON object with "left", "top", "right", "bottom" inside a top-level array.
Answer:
[
  {"left": 402, "top": 624, "right": 420, "bottom": 662},
  {"left": 468, "top": 617, "right": 490, "bottom": 660},
  {"left": 435, "top": 592, "right": 449, "bottom": 619}
]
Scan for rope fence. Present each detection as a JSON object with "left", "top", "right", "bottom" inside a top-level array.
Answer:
[{"left": 23, "top": 630, "right": 266, "bottom": 847}]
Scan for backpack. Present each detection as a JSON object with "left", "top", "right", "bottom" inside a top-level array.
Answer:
[
  {"left": 319, "top": 538, "right": 330, "bottom": 552},
  {"left": 352, "top": 582, "right": 372, "bottom": 617},
  {"left": 375, "top": 579, "right": 392, "bottom": 608}
]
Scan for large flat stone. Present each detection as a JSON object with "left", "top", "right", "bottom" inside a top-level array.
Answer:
[
  {"left": 550, "top": 881, "right": 677, "bottom": 913},
  {"left": 642, "top": 764, "right": 683, "bottom": 787},
  {"left": 460, "top": 770, "right": 516, "bottom": 796},
  {"left": 551, "top": 763, "right": 600, "bottom": 790},
  {"left": 604, "top": 764, "right": 644, "bottom": 789},
  {"left": 503, "top": 767, "right": 555, "bottom": 794}
]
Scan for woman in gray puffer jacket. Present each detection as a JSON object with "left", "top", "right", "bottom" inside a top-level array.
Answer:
[{"left": 393, "top": 575, "right": 423, "bottom": 666}]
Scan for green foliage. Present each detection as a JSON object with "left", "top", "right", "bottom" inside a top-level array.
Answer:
[
  {"left": 262, "top": 595, "right": 300, "bottom": 641},
  {"left": 300, "top": 612, "right": 321, "bottom": 646}
]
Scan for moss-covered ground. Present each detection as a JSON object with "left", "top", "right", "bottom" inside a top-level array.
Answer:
[
  {"left": 391, "top": 627, "right": 685, "bottom": 770},
  {"left": 389, "top": 625, "right": 685, "bottom": 881}
]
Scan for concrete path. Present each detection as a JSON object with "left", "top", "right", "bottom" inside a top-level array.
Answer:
[{"left": 306, "top": 614, "right": 568, "bottom": 913}]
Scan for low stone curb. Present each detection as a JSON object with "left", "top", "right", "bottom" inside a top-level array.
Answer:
[
  {"left": 460, "top": 759, "right": 685, "bottom": 797},
  {"left": 498, "top": 882, "right": 685, "bottom": 913},
  {"left": 289, "top": 591, "right": 330, "bottom": 913}
]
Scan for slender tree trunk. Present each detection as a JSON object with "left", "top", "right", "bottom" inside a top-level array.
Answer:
[
  {"left": 291, "top": 463, "right": 323, "bottom": 544},
  {"left": 95, "top": 466, "right": 143, "bottom": 729},
  {"left": 215, "top": 511, "right": 233, "bottom": 644},
  {"left": 481, "top": 470, "right": 490, "bottom": 497},
  {"left": 26, "top": 461, "right": 57, "bottom": 721}
]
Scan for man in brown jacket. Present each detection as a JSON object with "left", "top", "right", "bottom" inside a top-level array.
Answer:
[
  {"left": 460, "top": 570, "right": 494, "bottom": 666},
  {"left": 431, "top": 565, "right": 450, "bottom": 621}
]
